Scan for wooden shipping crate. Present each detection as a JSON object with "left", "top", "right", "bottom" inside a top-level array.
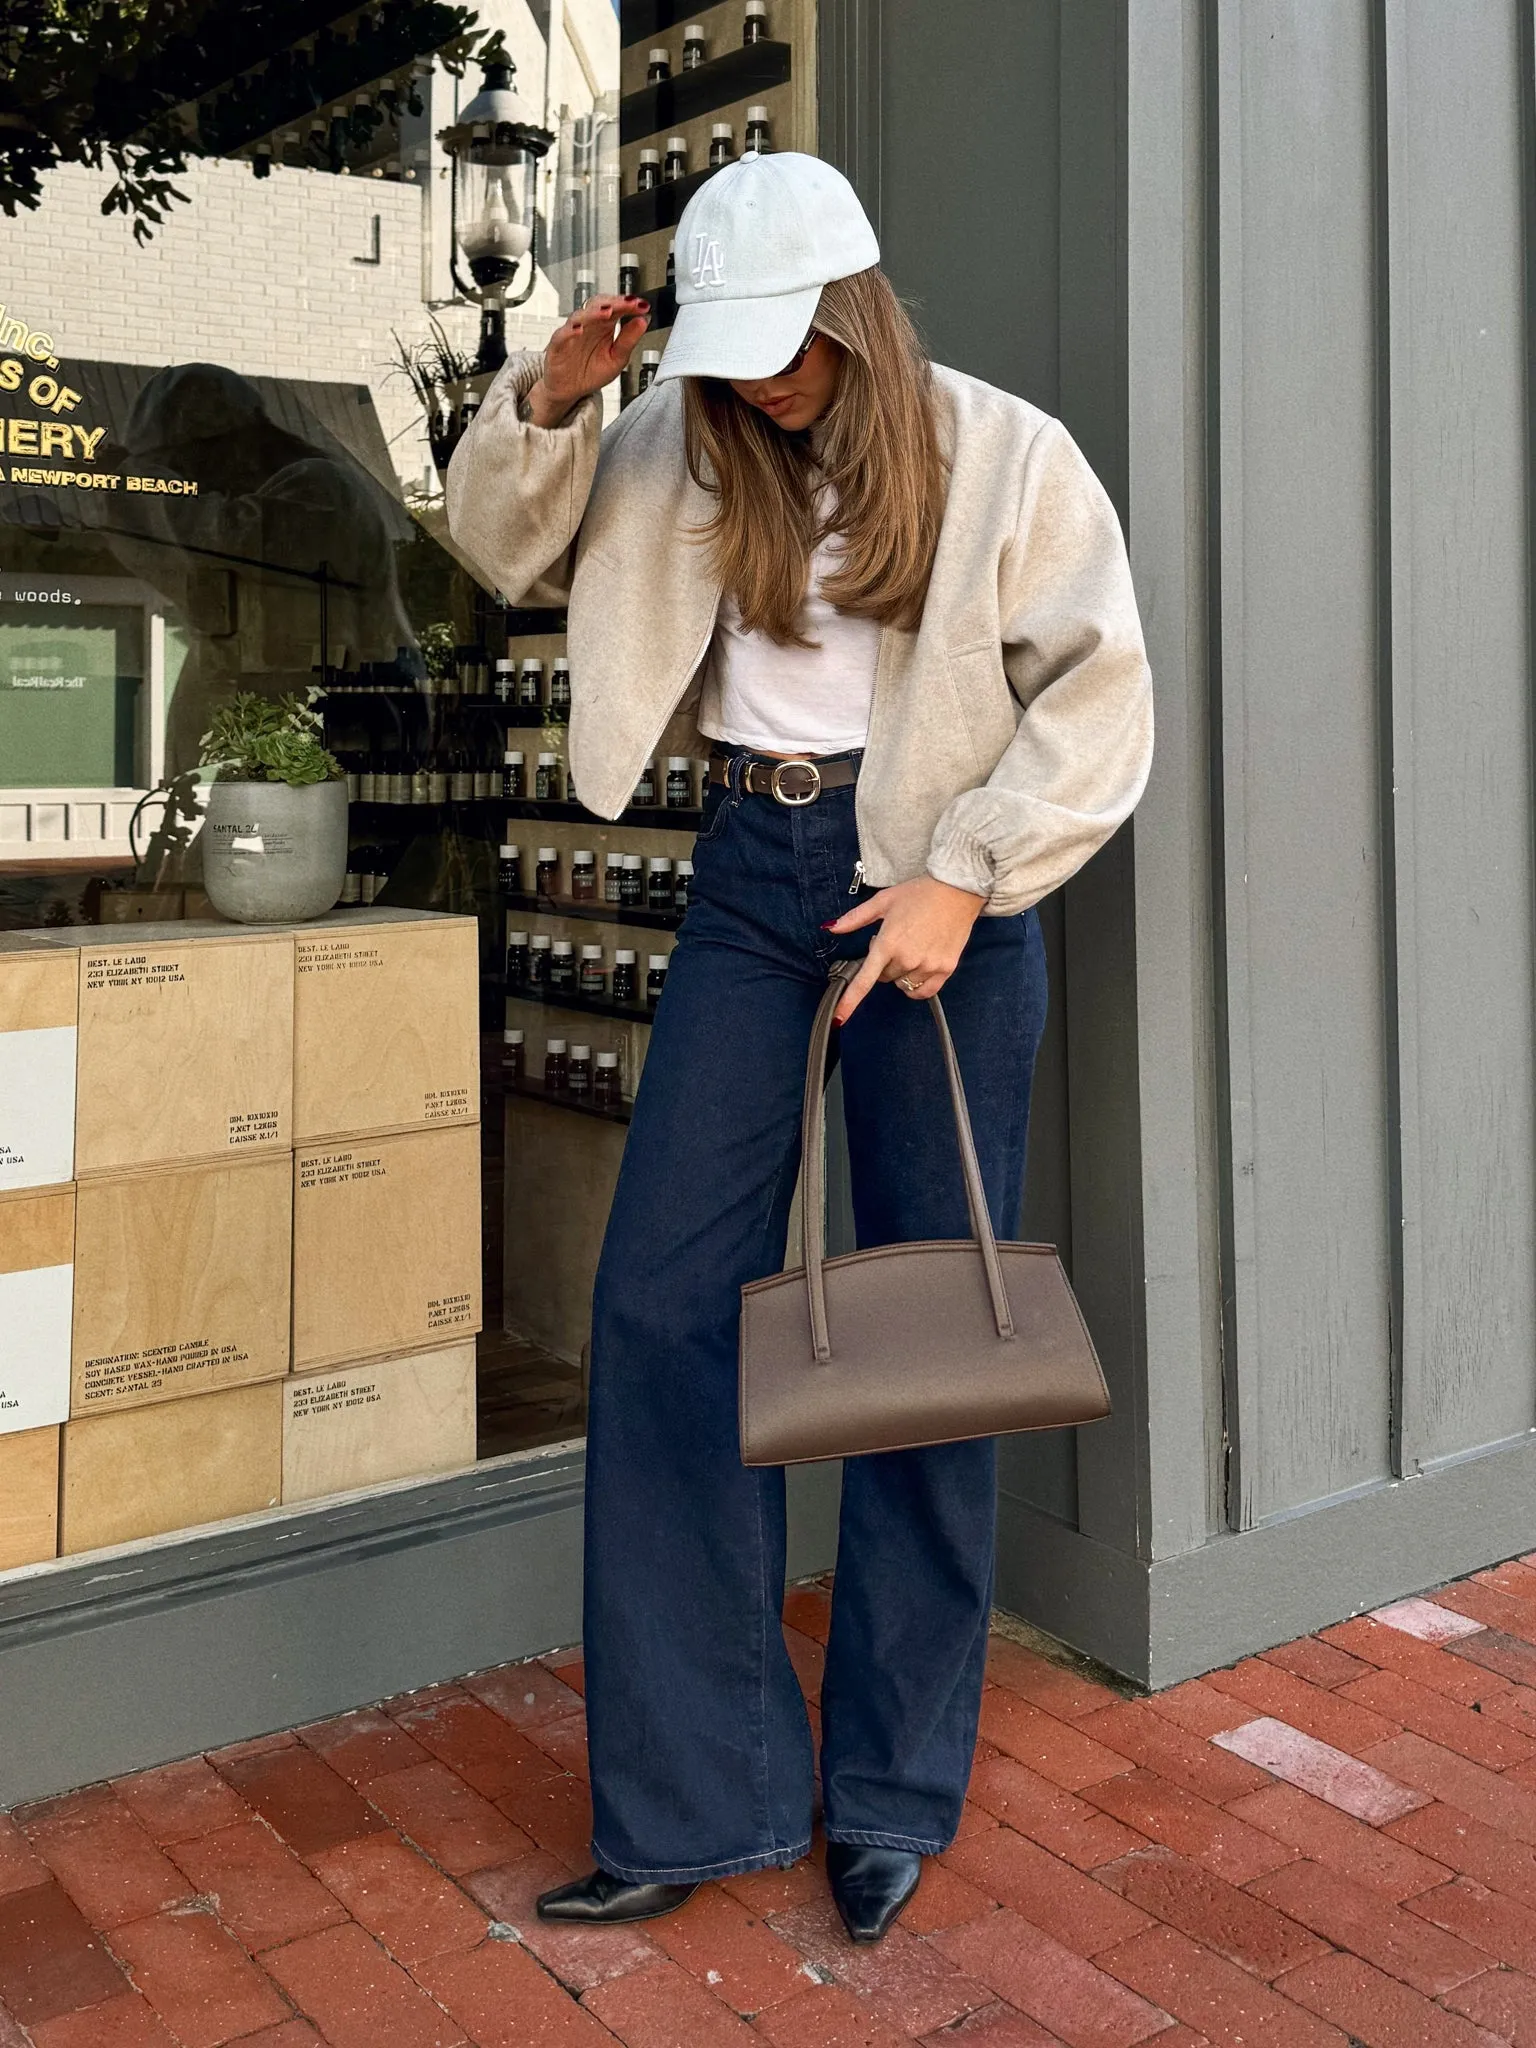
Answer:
[
  {"left": 0, "top": 1427, "right": 60, "bottom": 1570},
  {"left": 59, "top": 1380, "right": 283, "bottom": 1555},
  {"left": 0, "top": 940, "right": 78, "bottom": 1193},
  {"left": 293, "top": 911, "right": 479, "bottom": 1141},
  {"left": 70, "top": 923, "right": 293, "bottom": 1175},
  {"left": 282, "top": 1340, "right": 477, "bottom": 1504},
  {"left": 292, "top": 1124, "right": 481, "bottom": 1370},
  {"left": 0, "top": 1186, "right": 74, "bottom": 1435},
  {"left": 72, "top": 1154, "right": 291, "bottom": 1416}
]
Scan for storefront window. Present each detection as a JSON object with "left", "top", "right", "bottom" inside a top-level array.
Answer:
[
  {"left": 1, "top": 0, "right": 810, "bottom": 1575},
  {"left": 0, "top": 4, "right": 630, "bottom": 1570}
]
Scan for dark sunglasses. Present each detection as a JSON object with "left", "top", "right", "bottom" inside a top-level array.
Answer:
[{"left": 774, "top": 326, "right": 819, "bottom": 377}]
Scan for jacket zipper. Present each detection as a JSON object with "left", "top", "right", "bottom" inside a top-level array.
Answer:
[{"left": 852, "top": 625, "right": 893, "bottom": 886}]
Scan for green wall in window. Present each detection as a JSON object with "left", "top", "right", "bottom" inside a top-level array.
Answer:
[{"left": 0, "top": 602, "right": 143, "bottom": 786}]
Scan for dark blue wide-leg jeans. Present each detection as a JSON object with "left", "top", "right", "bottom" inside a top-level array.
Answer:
[{"left": 583, "top": 755, "right": 1049, "bottom": 1883}]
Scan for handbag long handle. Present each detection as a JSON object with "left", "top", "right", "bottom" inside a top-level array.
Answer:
[{"left": 798, "top": 961, "right": 1017, "bottom": 1361}]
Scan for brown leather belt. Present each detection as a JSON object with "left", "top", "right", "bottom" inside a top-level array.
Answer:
[{"left": 707, "top": 754, "right": 858, "bottom": 806}]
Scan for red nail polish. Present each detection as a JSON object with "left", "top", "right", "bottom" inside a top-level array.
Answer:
[{"left": 820, "top": 920, "right": 837, "bottom": 930}]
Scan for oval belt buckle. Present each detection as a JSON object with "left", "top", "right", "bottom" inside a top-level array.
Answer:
[{"left": 770, "top": 758, "right": 822, "bottom": 806}]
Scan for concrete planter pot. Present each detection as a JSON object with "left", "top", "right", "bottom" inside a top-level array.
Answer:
[{"left": 201, "top": 778, "right": 348, "bottom": 924}]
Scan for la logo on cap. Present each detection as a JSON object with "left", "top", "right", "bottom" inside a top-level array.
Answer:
[{"left": 690, "top": 233, "right": 726, "bottom": 288}]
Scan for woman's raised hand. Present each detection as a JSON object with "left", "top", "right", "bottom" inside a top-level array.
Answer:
[{"left": 525, "top": 297, "right": 652, "bottom": 428}]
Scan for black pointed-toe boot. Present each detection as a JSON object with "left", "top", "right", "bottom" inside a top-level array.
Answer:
[
  {"left": 535, "top": 1868, "right": 699, "bottom": 1924},
  {"left": 826, "top": 1842, "right": 924, "bottom": 1943}
]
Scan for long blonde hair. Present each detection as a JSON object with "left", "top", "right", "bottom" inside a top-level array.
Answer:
[{"left": 681, "top": 266, "right": 946, "bottom": 644}]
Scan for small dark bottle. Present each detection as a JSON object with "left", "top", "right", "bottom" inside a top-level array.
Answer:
[
  {"left": 570, "top": 849, "right": 597, "bottom": 900},
  {"left": 505, "top": 929, "right": 530, "bottom": 983},
  {"left": 579, "top": 944, "right": 606, "bottom": 995},
  {"left": 568, "top": 1044, "right": 592, "bottom": 1098},
  {"left": 619, "top": 855, "right": 644, "bottom": 907},
  {"left": 528, "top": 934, "right": 552, "bottom": 987},
  {"left": 666, "top": 239, "right": 677, "bottom": 286},
  {"left": 637, "top": 349, "right": 661, "bottom": 393},
  {"left": 647, "top": 857, "right": 673, "bottom": 911},
  {"left": 744, "top": 0, "right": 767, "bottom": 41},
  {"left": 549, "top": 940, "right": 576, "bottom": 992},
  {"left": 618, "top": 252, "right": 641, "bottom": 297},
  {"left": 503, "top": 751, "right": 525, "bottom": 799},
  {"left": 647, "top": 953, "right": 670, "bottom": 1004},
  {"left": 535, "top": 846, "right": 560, "bottom": 897},
  {"left": 646, "top": 45, "right": 670, "bottom": 81},
  {"left": 664, "top": 135, "right": 688, "bottom": 182},
  {"left": 637, "top": 147, "right": 661, "bottom": 192},
  {"left": 665, "top": 756, "right": 693, "bottom": 808},
  {"left": 574, "top": 271, "right": 595, "bottom": 308},
  {"left": 603, "top": 853, "right": 624, "bottom": 904},
  {"left": 517, "top": 659, "right": 543, "bottom": 708},
  {"left": 673, "top": 858, "right": 693, "bottom": 912},
  {"left": 612, "top": 950, "right": 639, "bottom": 1002},
  {"left": 682, "top": 22, "right": 706, "bottom": 67},
  {"left": 494, "top": 657, "right": 515, "bottom": 703},
  {"left": 709, "top": 122, "right": 734, "bottom": 168},
  {"left": 543, "top": 1038, "right": 568, "bottom": 1092},
  {"left": 745, "top": 103, "right": 772, "bottom": 154},
  {"left": 499, "top": 843, "right": 522, "bottom": 892},
  {"left": 536, "top": 752, "right": 562, "bottom": 801},
  {"left": 633, "top": 760, "right": 657, "bottom": 805},
  {"left": 502, "top": 1028, "right": 525, "bottom": 1081},
  {"left": 594, "top": 1051, "right": 621, "bottom": 1108},
  {"left": 549, "top": 659, "right": 572, "bottom": 720}
]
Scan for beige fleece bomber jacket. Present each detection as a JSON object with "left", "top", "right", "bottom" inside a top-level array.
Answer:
[{"left": 445, "top": 349, "right": 1152, "bottom": 915}]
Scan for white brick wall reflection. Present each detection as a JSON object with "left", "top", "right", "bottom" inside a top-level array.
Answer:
[{"left": 3, "top": 156, "right": 561, "bottom": 495}]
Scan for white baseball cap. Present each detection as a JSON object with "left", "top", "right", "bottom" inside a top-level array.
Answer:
[{"left": 655, "top": 152, "right": 880, "bottom": 383}]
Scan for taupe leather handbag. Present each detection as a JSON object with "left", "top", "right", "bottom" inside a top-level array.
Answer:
[{"left": 739, "top": 961, "right": 1111, "bottom": 1465}]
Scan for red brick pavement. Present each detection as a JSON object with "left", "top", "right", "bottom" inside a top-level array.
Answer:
[{"left": 8, "top": 1563, "right": 1536, "bottom": 2044}]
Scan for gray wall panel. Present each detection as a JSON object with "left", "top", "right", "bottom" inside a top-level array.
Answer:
[
  {"left": 876, "top": 0, "right": 1061, "bottom": 407},
  {"left": 1386, "top": 0, "right": 1536, "bottom": 1467},
  {"left": 1126, "top": 0, "right": 1223, "bottom": 1555},
  {"left": 1214, "top": 0, "right": 1393, "bottom": 1523}
]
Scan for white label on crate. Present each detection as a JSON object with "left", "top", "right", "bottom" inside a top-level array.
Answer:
[
  {"left": 0, "top": 1026, "right": 76, "bottom": 1189},
  {"left": 0, "top": 1262, "right": 72, "bottom": 1432}
]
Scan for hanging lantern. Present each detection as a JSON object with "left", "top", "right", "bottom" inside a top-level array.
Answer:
[{"left": 439, "top": 49, "right": 554, "bottom": 367}]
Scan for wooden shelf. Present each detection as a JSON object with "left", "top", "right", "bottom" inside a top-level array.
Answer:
[
  {"left": 640, "top": 283, "right": 678, "bottom": 328},
  {"left": 620, "top": 42, "right": 792, "bottom": 143},
  {"left": 620, "top": 161, "right": 719, "bottom": 240},
  {"left": 492, "top": 978, "right": 661, "bottom": 1027},
  {"left": 492, "top": 1073, "right": 632, "bottom": 1125},
  {"left": 622, "top": 0, "right": 747, "bottom": 44},
  {"left": 349, "top": 798, "right": 701, "bottom": 831},
  {"left": 322, "top": 693, "right": 562, "bottom": 721},
  {"left": 501, "top": 891, "right": 684, "bottom": 933},
  {"left": 499, "top": 799, "right": 703, "bottom": 830}
]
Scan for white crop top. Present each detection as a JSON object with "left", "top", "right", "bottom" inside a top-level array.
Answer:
[{"left": 698, "top": 523, "right": 882, "bottom": 756}]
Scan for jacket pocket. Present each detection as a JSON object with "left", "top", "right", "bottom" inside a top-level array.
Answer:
[{"left": 945, "top": 643, "right": 1024, "bottom": 775}]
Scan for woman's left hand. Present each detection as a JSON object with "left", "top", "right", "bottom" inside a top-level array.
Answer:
[{"left": 824, "top": 877, "right": 987, "bottom": 1024}]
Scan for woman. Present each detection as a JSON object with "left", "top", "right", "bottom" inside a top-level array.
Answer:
[{"left": 447, "top": 152, "right": 1152, "bottom": 1944}]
